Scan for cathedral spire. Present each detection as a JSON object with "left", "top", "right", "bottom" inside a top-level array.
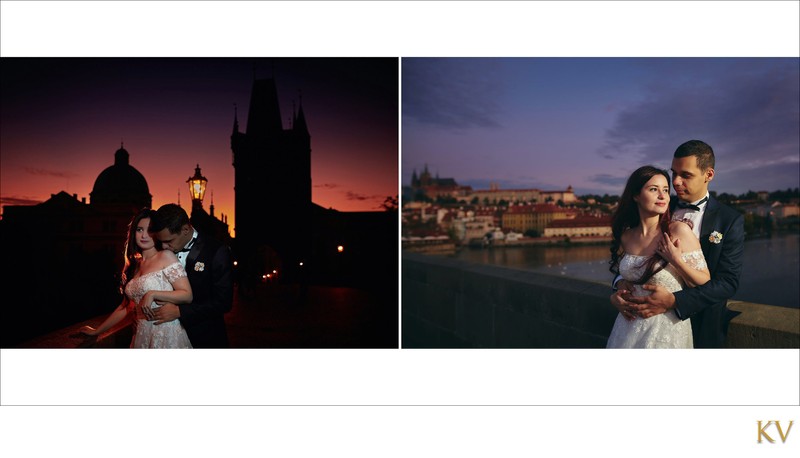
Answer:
[{"left": 294, "top": 90, "right": 309, "bottom": 134}]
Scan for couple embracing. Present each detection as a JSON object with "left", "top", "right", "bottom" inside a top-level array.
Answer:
[
  {"left": 607, "top": 140, "right": 745, "bottom": 349},
  {"left": 82, "top": 204, "right": 233, "bottom": 348}
]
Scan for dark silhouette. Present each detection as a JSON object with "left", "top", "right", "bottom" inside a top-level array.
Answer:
[{"left": 1, "top": 146, "right": 152, "bottom": 347}]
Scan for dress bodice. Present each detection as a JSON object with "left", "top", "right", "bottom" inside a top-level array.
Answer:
[
  {"left": 123, "top": 261, "right": 192, "bottom": 349},
  {"left": 607, "top": 250, "right": 706, "bottom": 349},
  {"left": 125, "top": 262, "right": 187, "bottom": 309},
  {"left": 620, "top": 250, "right": 707, "bottom": 296}
]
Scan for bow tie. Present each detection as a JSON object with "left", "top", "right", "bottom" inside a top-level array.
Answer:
[
  {"left": 677, "top": 196, "right": 708, "bottom": 212},
  {"left": 178, "top": 238, "right": 196, "bottom": 253}
]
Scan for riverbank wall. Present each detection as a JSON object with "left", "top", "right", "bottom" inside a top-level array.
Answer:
[{"left": 402, "top": 252, "right": 800, "bottom": 348}]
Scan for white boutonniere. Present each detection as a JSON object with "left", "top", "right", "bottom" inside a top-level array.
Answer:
[
  {"left": 194, "top": 262, "right": 205, "bottom": 272},
  {"left": 708, "top": 231, "right": 723, "bottom": 244}
]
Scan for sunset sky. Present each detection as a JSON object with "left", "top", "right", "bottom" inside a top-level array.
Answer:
[
  {"left": 403, "top": 57, "right": 799, "bottom": 196},
  {"left": 0, "top": 58, "right": 399, "bottom": 234}
]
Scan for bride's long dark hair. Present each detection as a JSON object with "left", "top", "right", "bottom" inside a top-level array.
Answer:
[
  {"left": 120, "top": 208, "right": 159, "bottom": 293},
  {"left": 609, "top": 165, "right": 672, "bottom": 284}
]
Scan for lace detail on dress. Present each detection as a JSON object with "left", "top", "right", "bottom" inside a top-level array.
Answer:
[
  {"left": 124, "top": 262, "right": 192, "bottom": 349},
  {"left": 163, "top": 261, "right": 187, "bottom": 283},
  {"left": 606, "top": 249, "right": 707, "bottom": 349},
  {"left": 681, "top": 250, "right": 707, "bottom": 271}
]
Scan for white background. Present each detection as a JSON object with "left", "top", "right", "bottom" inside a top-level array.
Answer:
[{"left": 2, "top": 1, "right": 799, "bottom": 456}]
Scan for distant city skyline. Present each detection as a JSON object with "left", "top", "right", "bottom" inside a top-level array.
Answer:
[
  {"left": 1, "top": 58, "right": 399, "bottom": 235},
  {"left": 402, "top": 58, "right": 800, "bottom": 196},
  {"left": 406, "top": 163, "right": 798, "bottom": 198}
]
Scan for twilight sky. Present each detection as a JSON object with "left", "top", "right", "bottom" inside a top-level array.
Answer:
[
  {"left": 402, "top": 58, "right": 799, "bottom": 196},
  {"left": 0, "top": 58, "right": 398, "bottom": 234}
]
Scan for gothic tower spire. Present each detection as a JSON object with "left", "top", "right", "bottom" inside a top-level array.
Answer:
[
  {"left": 294, "top": 92, "right": 309, "bottom": 135},
  {"left": 246, "top": 78, "right": 283, "bottom": 137}
]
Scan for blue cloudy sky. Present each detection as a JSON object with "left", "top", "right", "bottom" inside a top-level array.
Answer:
[{"left": 402, "top": 58, "right": 799, "bottom": 195}]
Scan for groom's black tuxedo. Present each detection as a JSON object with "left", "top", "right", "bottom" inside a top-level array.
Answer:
[
  {"left": 178, "top": 232, "right": 233, "bottom": 348},
  {"left": 671, "top": 195, "right": 745, "bottom": 348}
]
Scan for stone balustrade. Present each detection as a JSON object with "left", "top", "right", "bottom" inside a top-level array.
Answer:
[{"left": 402, "top": 252, "right": 800, "bottom": 348}]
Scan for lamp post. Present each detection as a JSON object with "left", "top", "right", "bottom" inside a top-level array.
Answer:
[{"left": 187, "top": 164, "right": 208, "bottom": 213}]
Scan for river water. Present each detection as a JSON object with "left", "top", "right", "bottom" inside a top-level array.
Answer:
[{"left": 450, "top": 233, "right": 799, "bottom": 309}]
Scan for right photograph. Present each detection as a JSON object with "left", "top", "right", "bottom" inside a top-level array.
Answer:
[{"left": 401, "top": 57, "right": 800, "bottom": 349}]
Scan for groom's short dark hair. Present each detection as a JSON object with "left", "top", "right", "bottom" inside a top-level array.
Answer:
[
  {"left": 674, "top": 140, "right": 715, "bottom": 171},
  {"left": 150, "top": 203, "right": 190, "bottom": 234}
]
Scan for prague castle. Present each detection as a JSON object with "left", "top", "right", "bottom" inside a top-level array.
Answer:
[{"left": 409, "top": 164, "right": 576, "bottom": 204}]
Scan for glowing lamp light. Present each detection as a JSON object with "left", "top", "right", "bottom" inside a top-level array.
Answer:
[
  {"left": 272, "top": 270, "right": 277, "bottom": 274},
  {"left": 299, "top": 262, "right": 304, "bottom": 266},
  {"left": 262, "top": 274, "right": 267, "bottom": 280},
  {"left": 187, "top": 164, "right": 208, "bottom": 202},
  {"left": 337, "top": 245, "right": 344, "bottom": 253}
]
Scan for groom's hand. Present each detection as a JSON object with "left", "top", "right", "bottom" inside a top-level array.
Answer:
[
  {"left": 616, "top": 280, "right": 634, "bottom": 293},
  {"left": 610, "top": 290, "right": 636, "bottom": 321},
  {"left": 141, "top": 304, "right": 155, "bottom": 321},
  {"left": 153, "top": 303, "right": 181, "bottom": 325},
  {"left": 628, "top": 285, "right": 676, "bottom": 318}
]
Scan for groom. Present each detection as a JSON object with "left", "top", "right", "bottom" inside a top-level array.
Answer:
[
  {"left": 615, "top": 140, "right": 745, "bottom": 348},
  {"left": 148, "top": 203, "right": 234, "bottom": 348}
]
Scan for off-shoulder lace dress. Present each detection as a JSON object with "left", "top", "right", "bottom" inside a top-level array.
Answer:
[
  {"left": 125, "top": 262, "right": 192, "bottom": 348},
  {"left": 606, "top": 250, "right": 707, "bottom": 349}
]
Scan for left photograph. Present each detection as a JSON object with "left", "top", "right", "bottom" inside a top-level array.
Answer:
[{"left": 0, "top": 57, "right": 399, "bottom": 349}]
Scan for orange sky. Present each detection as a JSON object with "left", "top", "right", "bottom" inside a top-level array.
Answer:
[{"left": 0, "top": 58, "right": 399, "bottom": 236}]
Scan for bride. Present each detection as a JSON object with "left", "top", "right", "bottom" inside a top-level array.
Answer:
[
  {"left": 606, "top": 166, "right": 710, "bottom": 348},
  {"left": 81, "top": 208, "right": 193, "bottom": 348}
]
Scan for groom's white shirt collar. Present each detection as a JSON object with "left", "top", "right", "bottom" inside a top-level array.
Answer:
[
  {"left": 673, "top": 192, "right": 709, "bottom": 238},
  {"left": 177, "top": 229, "right": 199, "bottom": 267}
]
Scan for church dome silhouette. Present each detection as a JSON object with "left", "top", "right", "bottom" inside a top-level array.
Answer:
[{"left": 90, "top": 144, "right": 152, "bottom": 208}]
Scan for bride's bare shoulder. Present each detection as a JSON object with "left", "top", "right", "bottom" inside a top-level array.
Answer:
[
  {"left": 154, "top": 249, "right": 180, "bottom": 267},
  {"left": 669, "top": 219, "right": 694, "bottom": 236},
  {"left": 669, "top": 220, "right": 700, "bottom": 249}
]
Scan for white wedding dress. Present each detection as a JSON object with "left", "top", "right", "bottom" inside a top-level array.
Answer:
[
  {"left": 125, "top": 261, "right": 193, "bottom": 348},
  {"left": 606, "top": 250, "right": 707, "bottom": 349}
]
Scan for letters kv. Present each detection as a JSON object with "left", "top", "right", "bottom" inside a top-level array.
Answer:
[{"left": 757, "top": 420, "right": 794, "bottom": 443}]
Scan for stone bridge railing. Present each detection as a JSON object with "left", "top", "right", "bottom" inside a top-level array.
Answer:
[
  {"left": 19, "top": 317, "right": 134, "bottom": 348},
  {"left": 402, "top": 252, "right": 800, "bottom": 348}
]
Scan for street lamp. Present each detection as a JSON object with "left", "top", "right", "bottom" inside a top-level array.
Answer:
[{"left": 187, "top": 164, "right": 208, "bottom": 209}]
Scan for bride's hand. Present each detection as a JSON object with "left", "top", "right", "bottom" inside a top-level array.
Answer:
[
  {"left": 79, "top": 325, "right": 98, "bottom": 336},
  {"left": 138, "top": 291, "right": 153, "bottom": 308},
  {"left": 656, "top": 232, "right": 681, "bottom": 264},
  {"left": 139, "top": 293, "right": 155, "bottom": 320}
]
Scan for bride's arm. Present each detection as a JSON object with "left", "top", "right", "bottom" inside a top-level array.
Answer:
[
  {"left": 80, "top": 298, "right": 131, "bottom": 336},
  {"left": 139, "top": 253, "right": 193, "bottom": 309},
  {"left": 658, "top": 221, "right": 710, "bottom": 288},
  {"left": 140, "top": 275, "right": 193, "bottom": 309}
]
